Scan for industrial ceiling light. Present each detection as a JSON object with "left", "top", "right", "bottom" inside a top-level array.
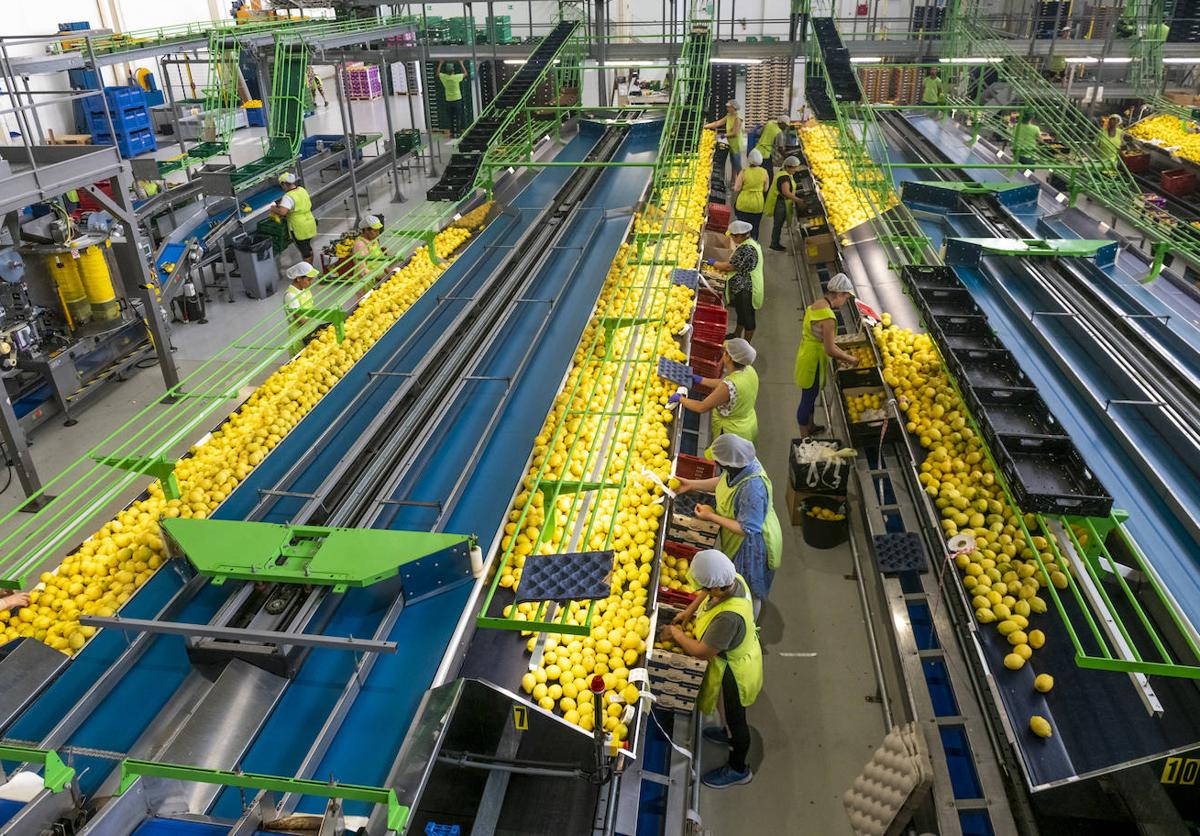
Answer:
[
  {"left": 1164, "top": 57, "right": 1200, "bottom": 64},
  {"left": 1064, "top": 57, "right": 1099, "bottom": 64},
  {"left": 503, "top": 59, "right": 525, "bottom": 65},
  {"left": 1100, "top": 57, "right": 1134, "bottom": 63},
  {"left": 710, "top": 57, "right": 762, "bottom": 64},
  {"left": 939, "top": 57, "right": 1002, "bottom": 64},
  {"left": 850, "top": 56, "right": 884, "bottom": 63}
]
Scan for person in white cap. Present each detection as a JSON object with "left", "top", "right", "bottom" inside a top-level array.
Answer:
[
  {"left": 706, "top": 220, "right": 763, "bottom": 342},
  {"left": 349, "top": 214, "right": 388, "bottom": 280},
  {"left": 666, "top": 338, "right": 759, "bottom": 444},
  {"left": 677, "top": 434, "right": 782, "bottom": 618},
  {"left": 766, "top": 155, "right": 808, "bottom": 252},
  {"left": 658, "top": 547, "right": 762, "bottom": 789},
  {"left": 704, "top": 100, "right": 745, "bottom": 180},
  {"left": 271, "top": 173, "right": 317, "bottom": 262},
  {"left": 732, "top": 149, "right": 768, "bottom": 240},
  {"left": 794, "top": 271, "right": 860, "bottom": 438},
  {"left": 283, "top": 261, "right": 318, "bottom": 353}
]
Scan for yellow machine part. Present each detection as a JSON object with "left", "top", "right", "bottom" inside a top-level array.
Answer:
[
  {"left": 44, "top": 254, "right": 92, "bottom": 328},
  {"left": 135, "top": 68, "right": 152, "bottom": 91},
  {"left": 78, "top": 246, "right": 121, "bottom": 321}
]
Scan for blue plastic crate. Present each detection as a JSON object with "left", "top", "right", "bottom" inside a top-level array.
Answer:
[
  {"left": 58, "top": 21, "right": 91, "bottom": 31},
  {"left": 424, "top": 825, "right": 460, "bottom": 836},
  {"left": 103, "top": 85, "right": 146, "bottom": 108},
  {"left": 91, "top": 129, "right": 156, "bottom": 159}
]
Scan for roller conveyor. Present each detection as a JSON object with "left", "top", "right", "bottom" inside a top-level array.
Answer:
[
  {"left": 0, "top": 118, "right": 661, "bottom": 833},
  {"left": 839, "top": 110, "right": 1200, "bottom": 790}
]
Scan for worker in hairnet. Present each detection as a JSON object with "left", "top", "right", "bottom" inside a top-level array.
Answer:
[
  {"left": 795, "top": 271, "right": 860, "bottom": 438},
  {"left": 705, "top": 220, "right": 762, "bottom": 342},
  {"left": 667, "top": 338, "right": 759, "bottom": 443},
  {"left": 350, "top": 214, "right": 389, "bottom": 281},
  {"left": 283, "top": 262, "right": 318, "bottom": 354},
  {"left": 765, "top": 155, "right": 807, "bottom": 252},
  {"left": 675, "top": 434, "right": 782, "bottom": 619},
  {"left": 271, "top": 173, "right": 317, "bottom": 262},
  {"left": 703, "top": 100, "right": 744, "bottom": 180},
  {"left": 753, "top": 115, "right": 789, "bottom": 184},
  {"left": 658, "top": 548, "right": 762, "bottom": 788},
  {"left": 732, "top": 150, "right": 769, "bottom": 240}
]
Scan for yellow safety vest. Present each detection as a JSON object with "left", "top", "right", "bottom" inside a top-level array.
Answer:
[
  {"left": 715, "top": 467, "right": 783, "bottom": 570},
  {"left": 285, "top": 187, "right": 317, "bottom": 240},
  {"left": 694, "top": 574, "right": 763, "bottom": 713}
]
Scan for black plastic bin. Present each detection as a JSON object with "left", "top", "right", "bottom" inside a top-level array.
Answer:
[{"left": 800, "top": 494, "right": 849, "bottom": 549}]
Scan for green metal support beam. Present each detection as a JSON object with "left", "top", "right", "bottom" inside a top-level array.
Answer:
[
  {"left": 91, "top": 454, "right": 180, "bottom": 501},
  {"left": 116, "top": 759, "right": 408, "bottom": 832},
  {"left": 0, "top": 744, "right": 76, "bottom": 793}
]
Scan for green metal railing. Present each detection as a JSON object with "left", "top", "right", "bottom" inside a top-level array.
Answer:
[
  {"left": 810, "top": 14, "right": 1200, "bottom": 682},
  {"left": 476, "top": 11, "right": 714, "bottom": 636}
]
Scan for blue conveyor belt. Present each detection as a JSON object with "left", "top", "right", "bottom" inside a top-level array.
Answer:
[
  {"left": 873, "top": 116, "right": 1200, "bottom": 787},
  {"left": 210, "top": 121, "right": 659, "bottom": 818},
  {"left": 154, "top": 187, "right": 282, "bottom": 277}
]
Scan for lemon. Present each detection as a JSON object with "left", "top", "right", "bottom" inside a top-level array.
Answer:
[
  {"left": 1003, "top": 653, "right": 1025, "bottom": 670},
  {"left": 1027, "top": 629, "right": 1045, "bottom": 649},
  {"left": 1029, "top": 716, "right": 1052, "bottom": 738},
  {"left": 1034, "top": 673, "right": 1054, "bottom": 693}
]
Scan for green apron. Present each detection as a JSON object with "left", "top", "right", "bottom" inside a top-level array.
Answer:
[
  {"left": 735, "top": 166, "right": 767, "bottom": 213},
  {"left": 710, "top": 366, "right": 759, "bottom": 443},
  {"left": 793, "top": 304, "right": 836, "bottom": 389},
  {"left": 284, "top": 285, "right": 315, "bottom": 353},
  {"left": 285, "top": 186, "right": 318, "bottom": 241},
  {"left": 754, "top": 121, "right": 781, "bottom": 158},
  {"left": 695, "top": 574, "right": 763, "bottom": 712},
  {"left": 723, "top": 240, "right": 764, "bottom": 310},
  {"left": 763, "top": 170, "right": 793, "bottom": 217},
  {"left": 715, "top": 467, "right": 783, "bottom": 570},
  {"left": 724, "top": 113, "right": 744, "bottom": 154},
  {"left": 1098, "top": 127, "right": 1122, "bottom": 161}
]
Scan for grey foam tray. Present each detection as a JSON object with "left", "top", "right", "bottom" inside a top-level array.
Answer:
[
  {"left": 672, "top": 268, "right": 700, "bottom": 289},
  {"left": 872, "top": 533, "right": 927, "bottom": 573},
  {"left": 514, "top": 550, "right": 615, "bottom": 604},
  {"left": 658, "top": 356, "right": 695, "bottom": 387}
]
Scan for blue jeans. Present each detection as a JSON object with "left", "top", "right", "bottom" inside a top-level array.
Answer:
[{"left": 729, "top": 149, "right": 742, "bottom": 178}]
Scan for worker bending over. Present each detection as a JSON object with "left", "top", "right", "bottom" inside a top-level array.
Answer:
[
  {"left": 349, "top": 215, "right": 390, "bottom": 283},
  {"left": 272, "top": 173, "right": 318, "bottom": 262},
  {"left": 284, "top": 261, "right": 318, "bottom": 354},
  {"left": 658, "top": 548, "right": 763, "bottom": 788}
]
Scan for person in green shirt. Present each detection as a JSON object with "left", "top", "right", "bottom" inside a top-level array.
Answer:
[
  {"left": 753, "top": 116, "right": 787, "bottom": 184},
  {"left": 922, "top": 68, "right": 946, "bottom": 118},
  {"left": 437, "top": 61, "right": 468, "bottom": 138},
  {"left": 1012, "top": 112, "right": 1042, "bottom": 164},
  {"left": 704, "top": 100, "right": 745, "bottom": 179},
  {"left": 271, "top": 173, "right": 317, "bottom": 262},
  {"left": 1098, "top": 114, "right": 1124, "bottom": 163},
  {"left": 669, "top": 338, "right": 760, "bottom": 444},
  {"left": 733, "top": 150, "right": 769, "bottom": 240},
  {"left": 794, "top": 272, "right": 859, "bottom": 437}
]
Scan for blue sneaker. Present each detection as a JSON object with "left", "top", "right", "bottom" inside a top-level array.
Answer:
[
  {"left": 702, "top": 726, "right": 730, "bottom": 746},
  {"left": 701, "top": 764, "right": 753, "bottom": 788}
]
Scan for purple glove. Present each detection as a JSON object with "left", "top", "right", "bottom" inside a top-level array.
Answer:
[
  {"left": 691, "top": 372, "right": 703, "bottom": 386},
  {"left": 705, "top": 258, "right": 716, "bottom": 266},
  {"left": 667, "top": 393, "right": 684, "bottom": 406}
]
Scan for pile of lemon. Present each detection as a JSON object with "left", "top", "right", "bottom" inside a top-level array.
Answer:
[
  {"left": 847, "top": 344, "right": 875, "bottom": 367},
  {"left": 4, "top": 222, "right": 481, "bottom": 655},
  {"left": 805, "top": 506, "right": 845, "bottom": 522},
  {"left": 873, "top": 323, "right": 1070, "bottom": 672},
  {"left": 653, "top": 615, "right": 695, "bottom": 653},
  {"left": 1128, "top": 114, "right": 1200, "bottom": 164},
  {"left": 660, "top": 550, "right": 696, "bottom": 592},
  {"left": 507, "top": 131, "right": 716, "bottom": 742},
  {"left": 798, "top": 123, "right": 898, "bottom": 234},
  {"left": 846, "top": 390, "right": 885, "bottom": 422}
]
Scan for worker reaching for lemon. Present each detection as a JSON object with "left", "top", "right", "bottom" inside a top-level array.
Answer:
[
  {"left": 349, "top": 215, "right": 389, "bottom": 282},
  {"left": 657, "top": 548, "right": 763, "bottom": 789},
  {"left": 674, "top": 434, "right": 782, "bottom": 619},
  {"left": 794, "top": 272, "right": 859, "bottom": 438},
  {"left": 283, "top": 262, "right": 318, "bottom": 354},
  {"left": 272, "top": 173, "right": 318, "bottom": 262},
  {"left": 668, "top": 338, "right": 759, "bottom": 444},
  {"left": 706, "top": 220, "right": 763, "bottom": 343}
]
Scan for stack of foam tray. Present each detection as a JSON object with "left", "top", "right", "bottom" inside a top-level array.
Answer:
[
  {"left": 84, "top": 86, "right": 156, "bottom": 158},
  {"left": 899, "top": 265, "right": 1112, "bottom": 517},
  {"left": 811, "top": 18, "right": 861, "bottom": 104}
]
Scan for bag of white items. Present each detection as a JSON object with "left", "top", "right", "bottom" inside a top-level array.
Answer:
[{"left": 790, "top": 437, "right": 856, "bottom": 494}]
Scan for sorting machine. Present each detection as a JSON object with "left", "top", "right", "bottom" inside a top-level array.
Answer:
[
  {"left": 0, "top": 113, "right": 671, "bottom": 836},
  {"left": 810, "top": 99, "right": 1200, "bottom": 831}
]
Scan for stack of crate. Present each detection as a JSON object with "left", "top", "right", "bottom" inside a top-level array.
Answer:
[
  {"left": 84, "top": 86, "right": 156, "bottom": 158},
  {"left": 480, "top": 15, "right": 513, "bottom": 44},
  {"left": 894, "top": 67, "right": 922, "bottom": 106},
  {"left": 744, "top": 56, "right": 792, "bottom": 130},
  {"left": 1034, "top": 0, "right": 1071, "bottom": 37},
  {"left": 706, "top": 61, "right": 737, "bottom": 122},
  {"left": 444, "top": 16, "right": 475, "bottom": 45},
  {"left": 858, "top": 67, "right": 893, "bottom": 104},
  {"left": 1169, "top": 0, "right": 1200, "bottom": 42},
  {"left": 341, "top": 64, "right": 383, "bottom": 101}
]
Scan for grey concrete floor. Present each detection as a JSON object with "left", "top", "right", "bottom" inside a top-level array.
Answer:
[
  {"left": 696, "top": 217, "right": 891, "bottom": 834},
  {"left": 0, "top": 96, "right": 452, "bottom": 528}
]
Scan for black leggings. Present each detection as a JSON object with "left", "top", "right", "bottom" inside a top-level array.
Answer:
[{"left": 722, "top": 664, "right": 751, "bottom": 772}]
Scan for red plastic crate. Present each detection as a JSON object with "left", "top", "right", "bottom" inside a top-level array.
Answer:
[
  {"left": 1161, "top": 168, "right": 1196, "bottom": 197},
  {"left": 664, "top": 539, "right": 700, "bottom": 560},
  {"left": 694, "top": 303, "right": 727, "bottom": 329},
  {"left": 693, "top": 320, "right": 726, "bottom": 344},
  {"left": 1121, "top": 152, "right": 1150, "bottom": 174},
  {"left": 697, "top": 287, "right": 723, "bottom": 307},
  {"left": 657, "top": 586, "right": 699, "bottom": 607},
  {"left": 77, "top": 180, "right": 114, "bottom": 212},
  {"left": 689, "top": 337, "right": 723, "bottom": 365},
  {"left": 689, "top": 355, "right": 724, "bottom": 379},
  {"left": 675, "top": 453, "right": 716, "bottom": 481},
  {"left": 705, "top": 203, "right": 731, "bottom": 232}
]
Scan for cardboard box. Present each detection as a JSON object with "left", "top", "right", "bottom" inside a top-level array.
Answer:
[
  {"left": 702, "top": 229, "right": 733, "bottom": 263},
  {"left": 803, "top": 231, "right": 837, "bottom": 266}
]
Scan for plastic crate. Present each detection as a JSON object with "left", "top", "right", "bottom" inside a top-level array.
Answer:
[
  {"left": 693, "top": 319, "right": 726, "bottom": 345},
  {"left": 693, "top": 303, "right": 727, "bottom": 330},
  {"left": 1121, "top": 151, "right": 1150, "bottom": 174},
  {"left": 706, "top": 203, "right": 731, "bottom": 232},
  {"left": 674, "top": 453, "right": 717, "bottom": 481},
  {"left": 1161, "top": 168, "right": 1196, "bottom": 197},
  {"left": 689, "top": 337, "right": 723, "bottom": 367},
  {"left": 995, "top": 435, "right": 1112, "bottom": 516}
]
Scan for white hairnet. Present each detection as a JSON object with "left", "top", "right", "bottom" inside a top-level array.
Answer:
[
  {"left": 726, "top": 100, "right": 739, "bottom": 110},
  {"left": 747, "top": 149, "right": 763, "bottom": 166},
  {"left": 279, "top": 172, "right": 298, "bottom": 185},
  {"left": 710, "top": 433, "right": 755, "bottom": 468},
  {"left": 727, "top": 220, "right": 752, "bottom": 236},
  {"left": 363, "top": 214, "right": 383, "bottom": 230},
  {"left": 784, "top": 155, "right": 801, "bottom": 167},
  {"left": 725, "top": 337, "right": 756, "bottom": 365},
  {"left": 287, "top": 261, "right": 319, "bottom": 280},
  {"left": 689, "top": 549, "right": 737, "bottom": 589},
  {"left": 827, "top": 272, "right": 856, "bottom": 295}
]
